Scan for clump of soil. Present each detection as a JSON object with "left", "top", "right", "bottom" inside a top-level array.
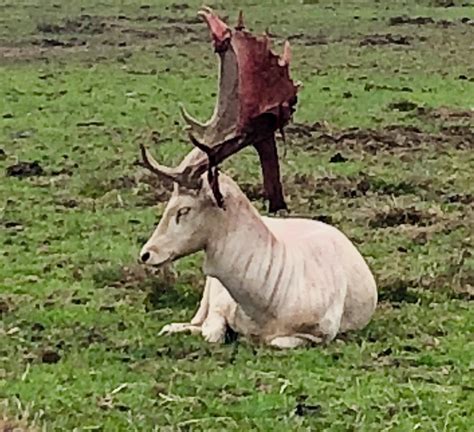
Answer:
[
  {"left": 41, "top": 349, "right": 61, "bottom": 364},
  {"left": 286, "top": 122, "right": 324, "bottom": 138},
  {"left": 285, "top": 172, "right": 426, "bottom": 201},
  {"left": 414, "top": 106, "right": 474, "bottom": 122},
  {"left": 389, "top": 16, "right": 435, "bottom": 25},
  {"left": 329, "top": 152, "right": 348, "bottom": 163},
  {"left": 6, "top": 161, "right": 44, "bottom": 178},
  {"left": 37, "top": 15, "right": 109, "bottom": 35},
  {"left": 444, "top": 193, "right": 473, "bottom": 205},
  {"left": 368, "top": 206, "right": 437, "bottom": 228},
  {"left": 32, "top": 38, "right": 86, "bottom": 48},
  {"left": 360, "top": 34, "right": 411, "bottom": 46},
  {"left": 378, "top": 278, "right": 420, "bottom": 304},
  {"left": 388, "top": 15, "right": 471, "bottom": 27},
  {"left": 293, "top": 122, "right": 473, "bottom": 153},
  {"left": 294, "top": 396, "right": 322, "bottom": 416},
  {"left": 388, "top": 100, "right": 419, "bottom": 112},
  {"left": 287, "top": 32, "right": 329, "bottom": 46}
]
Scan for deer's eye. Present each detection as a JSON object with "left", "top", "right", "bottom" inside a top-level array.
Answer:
[{"left": 175, "top": 207, "right": 191, "bottom": 224}]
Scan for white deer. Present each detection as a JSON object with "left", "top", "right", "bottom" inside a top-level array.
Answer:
[
  {"left": 138, "top": 8, "right": 377, "bottom": 348},
  {"left": 139, "top": 147, "right": 377, "bottom": 349}
]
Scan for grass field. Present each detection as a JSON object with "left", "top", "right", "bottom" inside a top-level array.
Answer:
[{"left": 1, "top": 0, "right": 473, "bottom": 430}]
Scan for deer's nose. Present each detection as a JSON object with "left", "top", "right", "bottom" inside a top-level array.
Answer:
[{"left": 141, "top": 251, "right": 151, "bottom": 263}]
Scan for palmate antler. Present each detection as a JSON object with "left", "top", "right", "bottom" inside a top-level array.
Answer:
[{"left": 141, "top": 7, "right": 299, "bottom": 212}]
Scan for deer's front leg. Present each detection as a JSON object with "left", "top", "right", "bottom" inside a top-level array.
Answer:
[
  {"left": 159, "top": 277, "right": 213, "bottom": 337},
  {"left": 158, "top": 322, "right": 202, "bottom": 336},
  {"left": 201, "top": 314, "right": 227, "bottom": 343}
]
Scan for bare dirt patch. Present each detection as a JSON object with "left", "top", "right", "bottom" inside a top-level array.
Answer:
[
  {"left": 35, "top": 13, "right": 206, "bottom": 46},
  {"left": 287, "top": 32, "right": 329, "bottom": 46},
  {"left": 388, "top": 15, "right": 473, "bottom": 27},
  {"left": 360, "top": 34, "right": 411, "bottom": 46},
  {"left": 240, "top": 171, "right": 431, "bottom": 209},
  {"left": 6, "top": 161, "right": 44, "bottom": 178},
  {"left": 4, "top": 11, "right": 207, "bottom": 61},
  {"left": 37, "top": 15, "right": 109, "bottom": 35},
  {"left": 32, "top": 37, "right": 87, "bottom": 49},
  {"left": 368, "top": 206, "right": 438, "bottom": 228},
  {"left": 388, "top": 100, "right": 419, "bottom": 112},
  {"left": 289, "top": 122, "right": 473, "bottom": 153},
  {"left": 414, "top": 106, "right": 474, "bottom": 123}
]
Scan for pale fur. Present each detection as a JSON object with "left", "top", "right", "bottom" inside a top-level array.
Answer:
[{"left": 141, "top": 173, "right": 377, "bottom": 348}]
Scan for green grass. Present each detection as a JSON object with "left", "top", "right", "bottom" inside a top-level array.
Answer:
[{"left": 1, "top": 0, "right": 473, "bottom": 430}]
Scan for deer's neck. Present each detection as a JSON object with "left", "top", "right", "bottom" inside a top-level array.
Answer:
[{"left": 203, "top": 203, "right": 292, "bottom": 323}]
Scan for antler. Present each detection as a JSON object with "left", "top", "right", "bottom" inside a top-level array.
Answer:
[
  {"left": 140, "top": 144, "right": 208, "bottom": 189},
  {"left": 141, "top": 7, "right": 299, "bottom": 212},
  {"left": 181, "top": 7, "right": 299, "bottom": 212}
]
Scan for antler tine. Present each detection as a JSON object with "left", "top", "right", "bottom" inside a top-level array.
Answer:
[
  {"left": 139, "top": 144, "right": 202, "bottom": 190},
  {"left": 188, "top": 131, "right": 248, "bottom": 170},
  {"left": 280, "top": 40, "right": 291, "bottom": 66},
  {"left": 179, "top": 103, "right": 207, "bottom": 137},
  {"left": 236, "top": 10, "right": 245, "bottom": 30}
]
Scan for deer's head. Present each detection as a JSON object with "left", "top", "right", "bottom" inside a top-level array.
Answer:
[
  {"left": 139, "top": 150, "right": 233, "bottom": 266},
  {"left": 140, "top": 7, "right": 299, "bottom": 266}
]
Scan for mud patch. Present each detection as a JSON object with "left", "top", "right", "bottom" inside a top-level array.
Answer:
[
  {"left": 294, "top": 396, "right": 322, "bottom": 417},
  {"left": 6, "top": 161, "right": 44, "bottom": 178},
  {"left": 292, "top": 122, "right": 473, "bottom": 153},
  {"left": 360, "top": 34, "right": 411, "bottom": 46},
  {"left": 286, "top": 122, "right": 322, "bottom": 138},
  {"left": 389, "top": 15, "right": 473, "bottom": 27},
  {"left": 368, "top": 206, "right": 438, "bottom": 228},
  {"left": 37, "top": 15, "right": 110, "bottom": 35},
  {"left": 389, "top": 16, "right": 436, "bottom": 25},
  {"left": 41, "top": 349, "right": 61, "bottom": 364},
  {"left": 329, "top": 152, "right": 348, "bottom": 163},
  {"left": 287, "top": 173, "right": 428, "bottom": 200},
  {"left": 414, "top": 106, "right": 474, "bottom": 123},
  {"left": 378, "top": 278, "right": 421, "bottom": 304},
  {"left": 287, "top": 32, "right": 329, "bottom": 46},
  {"left": 32, "top": 37, "right": 87, "bottom": 48},
  {"left": 5, "top": 12, "right": 207, "bottom": 61},
  {"left": 364, "top": 83, "right": 413, "bottom": 92},
  {"left": 237, "top": 172, "right": 432, "bottom": 214},
  {"left": 443, "top": 192, "right": 473, "bottom": 205},
  {"left": 388, "top": 100, "right": 419, "bottom": 112},
  {"left": 36, "top": 13, "right": 205, "bottom": 45}
]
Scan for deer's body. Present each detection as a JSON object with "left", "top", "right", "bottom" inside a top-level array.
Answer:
[{"left": 145, "top": 174, "right": 377, "bottom": 348}]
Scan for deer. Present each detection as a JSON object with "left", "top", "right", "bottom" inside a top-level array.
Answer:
[{"left": 138, "top": 8, "right": 377, "bottom": 349}]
